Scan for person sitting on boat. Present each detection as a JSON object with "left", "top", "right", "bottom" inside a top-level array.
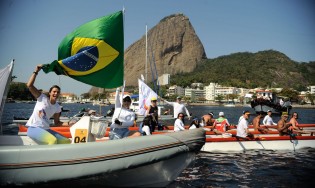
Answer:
[
  {"left": 277, "top": 112, "right": 292, "bottom": 136},
  {"left": 253, "top": 111, "right": 269, "bottom": 134},
  {"left": 109, "top": 89, "right": 141, "bottom": 140},
  {"left": 212, "top": 112, "right": 231, "bottom": 134},
  {"left": 236, "top": 111, "right": 254, "bottom": 139},
  {"left": 140, "top": 116, "right": 152, "bottom": 135},
  {"left": 161, "top": 96, "right": 191, "bottom": 123},
  {"left": 201, "top": 112, "right": 215, "bottom": 128},
  {"left": 189, "top": 117, "right": 201, "bottom": 130},
  {"left": 26, "top": 64, "right": 71, "bottom": 145},
  {"left": 145, "top": 97, "right": 159, "bottom": 133},
  {"left": 262, "top": 110, "right": 277, "bottom": 125},
  {"left": 106, "top": 107, "right": 115, "bottom": 117},
  {"left": 174, "top": 113, "right": 186, "bottom": 132},
  {"left": 88, "top": 109, "right": 97, "bottom": 116},
  {"left": 163, "top": 109, "right": 170, "bottom": 115},
  {"left": 289, "top": 112, "right": 303, "bottom": 136}
]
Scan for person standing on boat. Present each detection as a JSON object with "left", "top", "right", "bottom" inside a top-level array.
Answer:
[
  {"left": 253, "top": 112, "right": 269, "bottom": 134},
  {"left": 145, "top": 97, "right": 159, "bottom": 133},
  {"left": 161, "top": 96, "right": 191, "bottom": 123},
  {"left": 236, "top": 111, "right": 254, "bottom": 139},
  {"left": 109, "top": 89, "right": 141, "bottom": 140},
  {"left": 26, "top": 65, "right": 71, "bottom": 145},
  {"left": 277, "top": 112, "right": 292, "bottom": 136},
  {"left": 262, "top": 110, "right": 277, "bottom": 125},
  {"left": 140, "top": 116, "right": 152, "bottom": 135},
  {"left": 212, "top": 112, "right": 231, "bottom": 134},
  {"left": 174, "top": 113, "right": 186, "bottom": 132}
]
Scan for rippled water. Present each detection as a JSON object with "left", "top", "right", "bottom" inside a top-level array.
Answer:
[
  {"left": 1, "top": 103, "right": 315, "bottom": 187},
  {"left": 169, "top": 149, "right": 315, "bottom": 188}
]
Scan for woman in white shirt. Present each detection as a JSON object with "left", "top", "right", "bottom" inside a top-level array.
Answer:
[
  {"left": 109, "top": 89, "right": 141, "bottom": 140},
  {"left": 174, "top": 113, "right": 186, "bottom": 132},
  {"left": 26, "top": 65, "right": 71, "bottom": 145}
]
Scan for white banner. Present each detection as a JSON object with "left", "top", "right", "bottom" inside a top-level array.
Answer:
[{"left": 138, "top": 79, "right": 157, "bottom": 115}]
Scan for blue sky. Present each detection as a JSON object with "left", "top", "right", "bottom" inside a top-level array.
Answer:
[{"left": 1, "top": 0, "right": 314, "bottom": 96}]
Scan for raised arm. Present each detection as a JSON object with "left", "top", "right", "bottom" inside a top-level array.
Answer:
[
  {"left": 160, "top": 97, "right": 174, "bottom": 106},
  {"left": 114, "top": 87, "right": 121, "bottom": 108},
  {"left": 27, "top": 65, "right": 42, "bottom": 99}
]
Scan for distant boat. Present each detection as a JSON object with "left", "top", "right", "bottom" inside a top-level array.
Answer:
[{"left": 250, "top": 91, "right": 292, "bottom": 115}]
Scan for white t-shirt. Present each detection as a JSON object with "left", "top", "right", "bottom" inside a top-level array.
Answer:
[
  {"left": 110, "top": 107, "right": 135, "bottom": 128},
  {"left": 263, "top": 115, "right": 277, "bottom": 125},
  {"left": 189, "top": 124, "right": 197, "bottom": 130},
  {"left": 174, "top": 119, "right": 186, "bottom": 132},
  {"left": 236, "top": 117, "right": 249, "bottom": 137},
  {"left": 110, "top": 88, "right": 135, "bottom": 129},
  {"left": 164, "top": 100, "right": 191, "bottom": 119},
  {"left": 26, "top": 94, "right": 61, "bottom": 129}
]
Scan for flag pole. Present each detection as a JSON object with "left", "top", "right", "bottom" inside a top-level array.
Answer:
[{"left": 145, "top": 24, "right": 148, "bottom": 83}]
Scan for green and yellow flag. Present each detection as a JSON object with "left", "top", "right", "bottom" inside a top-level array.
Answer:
[{"left": 42, "top": 11, "right": 124, "bottom": 88}]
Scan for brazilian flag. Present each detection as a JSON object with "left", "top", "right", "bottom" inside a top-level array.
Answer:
[{"left": 42, "top": 11, "right": 124, "bottom": 88}]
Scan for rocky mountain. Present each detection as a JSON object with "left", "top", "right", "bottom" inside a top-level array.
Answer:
[{"left": 124, "top": 13, "right": 207, "bottom": 86}]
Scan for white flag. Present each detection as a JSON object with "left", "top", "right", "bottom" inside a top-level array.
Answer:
[{"left": 138, "top": 79, "right": 157, "bottom": 115}]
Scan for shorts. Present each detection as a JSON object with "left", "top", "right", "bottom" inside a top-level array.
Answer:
[{"left": 109, "top": 127, "right": 130, "bottom": 140}]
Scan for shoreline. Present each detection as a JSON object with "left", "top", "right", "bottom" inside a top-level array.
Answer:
[{"left": 188, "top": 103, "right": 315, "bottom": 109}]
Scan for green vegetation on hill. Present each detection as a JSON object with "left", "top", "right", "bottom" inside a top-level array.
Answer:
[{"left": 170, "top": 50, "right": 315, "bottom": 91}]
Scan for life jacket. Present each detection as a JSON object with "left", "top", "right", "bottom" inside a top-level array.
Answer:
[{"left": 215, "top": 118, "right": 228, "bottom": 132}]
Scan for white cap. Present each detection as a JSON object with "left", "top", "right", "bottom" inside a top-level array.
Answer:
[{"left": 219, "top": 112, "right": 224, "bottom": 116}]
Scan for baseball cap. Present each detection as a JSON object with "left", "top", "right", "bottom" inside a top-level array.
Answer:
[
  {"left": 267, "top": 110, "right": 272, "bottom": 113},
  {"left": 177, "top": 96, "right": 182, "bottom": 99},
  {"left": 282, "top": 112, "right": 289, "bottom": 116},
  {"left": 219, "top": 112, "right": 224, "bottom": 116},
  {"left": 151, "top": 96, "right": 157, "bottom": 101},
  {"left": 123, "top": 95, "right": 131, "bottom": 102}
]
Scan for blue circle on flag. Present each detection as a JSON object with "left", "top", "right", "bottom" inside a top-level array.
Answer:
[{"left": 62, "top": 46, "right": 99, "bottom": 71}]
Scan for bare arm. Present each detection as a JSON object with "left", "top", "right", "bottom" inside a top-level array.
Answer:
[
  {"left": 277, "top": 121, "right": 290, "bottom": 132},
  {"left": 145, "top": 106, "right": 151, "bottom": 116},
  {"left": 53, "top": 113, "right": 71, "bottom": 126},
  {"left": 27, "top": 65, "right": 42, "bottom": 99}
]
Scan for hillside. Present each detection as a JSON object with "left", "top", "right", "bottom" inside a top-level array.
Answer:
[{"left": 170, "top": 50, "right": 315, "bottom": 90}]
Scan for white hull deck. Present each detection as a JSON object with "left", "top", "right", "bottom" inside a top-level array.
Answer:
[{"left": 202, "top": 136, "right": 315, "bottom": 152}]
